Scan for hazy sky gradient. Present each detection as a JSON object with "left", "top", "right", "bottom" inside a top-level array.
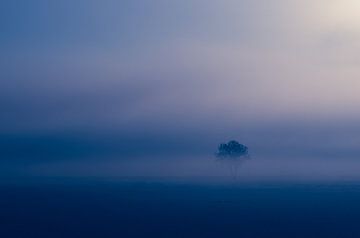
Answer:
[{"left": 2, "top": 0, "right": 360, "bottom": 177}]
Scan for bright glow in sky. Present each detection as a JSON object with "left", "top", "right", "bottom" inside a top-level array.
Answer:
[{"left": 325, "top": 0, "right": 360, "bottom": 30}]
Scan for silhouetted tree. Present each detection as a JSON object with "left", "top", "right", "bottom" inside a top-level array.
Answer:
[{"left": 215, "top": 140, "right": 250, "bottom": 178}]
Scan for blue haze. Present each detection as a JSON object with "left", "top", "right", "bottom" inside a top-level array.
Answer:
[
  {"left": 3, "top": 2, "right": 360, "bottom": 237},
  {"left": 1, "top": 1, "right": 360, "bottom": 177}
]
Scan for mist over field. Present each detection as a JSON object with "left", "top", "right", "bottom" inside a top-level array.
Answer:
[{"left": 2, "top": 1, "right": 360, "bottom": 237}]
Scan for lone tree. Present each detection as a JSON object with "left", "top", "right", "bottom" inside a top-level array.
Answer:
[{"left": 215, "top": 140, "right": 250, "bottom": 178}]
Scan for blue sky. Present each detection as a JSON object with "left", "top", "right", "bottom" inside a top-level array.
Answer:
[{"left": 2, "top": 0, "right": 360, "bottom": 178}]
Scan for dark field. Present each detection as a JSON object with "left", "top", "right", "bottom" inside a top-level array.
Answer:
[{"left": 2, "top": 177, "right": 360, "bottom": 238}]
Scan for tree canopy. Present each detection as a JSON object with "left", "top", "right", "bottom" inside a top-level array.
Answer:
[{"left": 216, "top": 140, "right": 249, "bottom": 159}]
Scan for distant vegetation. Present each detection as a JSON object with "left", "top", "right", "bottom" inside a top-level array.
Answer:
[
  {"left": 215, "top": 140, "right": 250, "bottom": 178},
  {"left": 216, "top": 140, "right": 249, "bottom": 159}
]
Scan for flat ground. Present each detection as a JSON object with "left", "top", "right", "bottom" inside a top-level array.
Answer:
[{"left": 1, "top": 177, "right": 360, "bottom": 238}]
